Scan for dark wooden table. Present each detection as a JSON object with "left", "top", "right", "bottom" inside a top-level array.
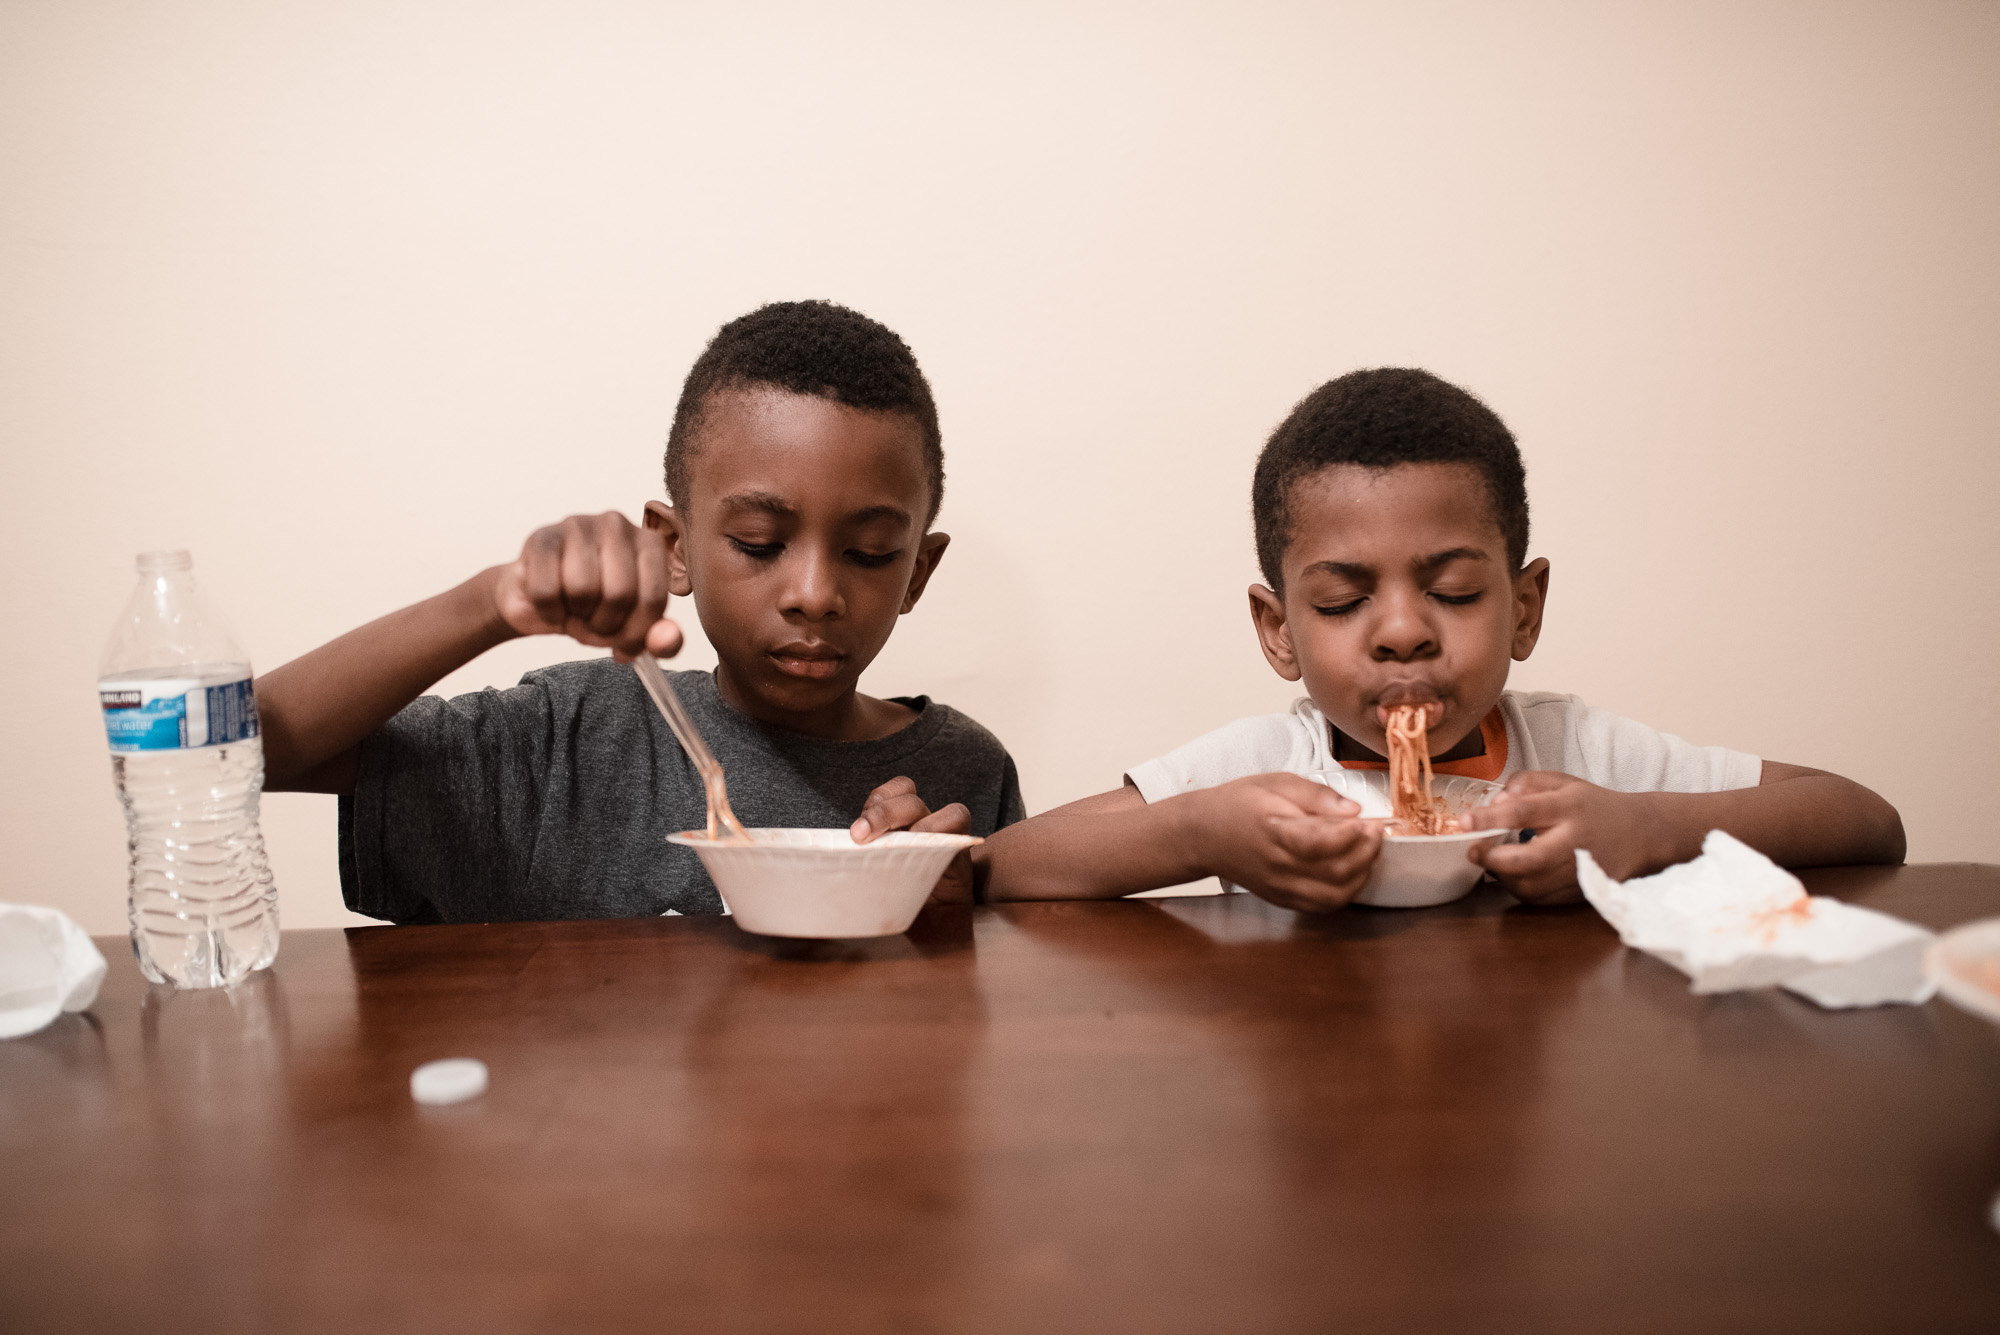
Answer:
[{"left": 5, "top": 866, "right": 2000, "bottom": 1333}]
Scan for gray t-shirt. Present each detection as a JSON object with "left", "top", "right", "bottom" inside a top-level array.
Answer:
[{"left": 338, "top": 659, "right": 1024, "bottom": 923}]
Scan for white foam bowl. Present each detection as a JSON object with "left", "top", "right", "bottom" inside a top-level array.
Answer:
[
  {"left": 1305, "top": 770, "right": 1513, "bottom": 908},
  {"left": 666, "top": 828, "right": 981, "bottom": 938}
]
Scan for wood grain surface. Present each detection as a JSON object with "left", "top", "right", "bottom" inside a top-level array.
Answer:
[{"left": 5, "top": 865, "right": 2000, "bottom": 1333}]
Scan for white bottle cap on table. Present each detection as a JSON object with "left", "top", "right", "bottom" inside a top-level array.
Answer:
[{"left": 410, "top": 1058, "right": 488, "bottom": 1105}]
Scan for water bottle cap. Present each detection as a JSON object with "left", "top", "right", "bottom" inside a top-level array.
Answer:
[
  {"left": 136, "top": 550, "right": 192, "bottom": 573},
  {"left": 411, "top": 1058, "right": 490, "bottom": 1106}
]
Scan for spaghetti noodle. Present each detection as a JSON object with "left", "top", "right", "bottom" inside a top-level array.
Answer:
[{"left": 1383, "top": 704, "right": 1460, "bottom": 835}]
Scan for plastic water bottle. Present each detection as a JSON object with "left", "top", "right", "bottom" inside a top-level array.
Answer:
[{"left": 99, "top": 551, "right": 278, "bottom": 988}]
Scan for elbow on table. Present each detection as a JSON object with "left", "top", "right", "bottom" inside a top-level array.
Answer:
[
  {"left": 1864, "top": 794, "right": 1908, "bottom": 867},
  {"left": 1826, "top": 777, "right": 1906, "bottom": 867},
  {"left": 1770, "top": 769, "right": 1907, "bottom": 868}
]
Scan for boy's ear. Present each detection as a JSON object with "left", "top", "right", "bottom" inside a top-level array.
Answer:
[
  {"left": 1248, "top": 584, "right": 1302, "bottom": 682},
  {"left": 643, "top": 501, "right": 694, "bottom": 598},
  {"left": 1511, "top": 558, "right": 1550, "bottom": 661},
  {"left": 899, "top": 532, "right": 951, "bottom": 614}
]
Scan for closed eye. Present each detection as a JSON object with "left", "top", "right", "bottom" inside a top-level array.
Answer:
[
  {"left": 847, "top": 549, "right": 900, "bottom": 569},
  {"left": 728, "top": 537, "right": 783, "bottom": 560},
  {"left": 1314, "top": 598, "right": 1365, "bottom": 617},
  {"left": 1430, "top": 591, "right": 1482, "bottom": 606}
]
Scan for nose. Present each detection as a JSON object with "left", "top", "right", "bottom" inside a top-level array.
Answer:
[
  {"left": 781, "top": 545, "right": 845, "bottom": 622},
  {"left": 1370, "top": 588, "right": 1438, "bottom": 663}
]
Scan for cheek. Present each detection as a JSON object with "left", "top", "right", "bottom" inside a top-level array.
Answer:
[
  {"left": 849, "top": 569, "right": 919, "bottom": 624},
  {"left": 1452, "top": 606, "right": 1517, "bottom": 673},
  {"left": 1291, "top": 617, "right": 1366, "bottom": 688},
  {"left": 687, "top": 555, "right": 769, "bottom": 622}
]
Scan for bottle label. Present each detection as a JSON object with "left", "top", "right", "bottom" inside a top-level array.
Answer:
[{"left": 99, "top": 677, "right": 259, "bottom": 752}]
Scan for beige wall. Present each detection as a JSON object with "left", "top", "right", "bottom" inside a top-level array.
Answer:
[{"left": 4, "top": 0, "right": 1996, "bottom": 936}]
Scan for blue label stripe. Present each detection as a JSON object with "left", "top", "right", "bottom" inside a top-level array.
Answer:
[
  {"left": 103, "top": 699, "right": 188, "bottom": 751},
  {"left": 204, "top": 679, "right": 259, "bottom": 745},
  {"left": 101, "top": 678, "right": 259, "bottom": 752}
]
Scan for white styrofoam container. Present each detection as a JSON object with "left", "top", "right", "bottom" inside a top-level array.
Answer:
[
  {"left": 667, "top": 828, "right": 980, "bottom": 938},
  {"left": 1306, "top": 770, "right": 1513, "bottom": 908}
]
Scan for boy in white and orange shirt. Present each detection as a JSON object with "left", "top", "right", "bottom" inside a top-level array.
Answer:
[{"left": 980, "top": 368, "right": 1903, "bottom": 908}]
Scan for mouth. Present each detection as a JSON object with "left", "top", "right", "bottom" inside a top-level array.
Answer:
[
  {"left": 1373, "top": 681, "right": 1447, "bottom": 730},
  {"left": 768, "top": 643, "right": 848, "bottom": 681}
]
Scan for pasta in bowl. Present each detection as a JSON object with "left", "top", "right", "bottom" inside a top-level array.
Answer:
[{"left": 1305, "top": 770, "right": 1513, "bottom": 908}]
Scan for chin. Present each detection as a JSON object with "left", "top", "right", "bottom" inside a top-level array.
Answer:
[{"left": 755, "top": 670, "right": 852, "bottom": 715}]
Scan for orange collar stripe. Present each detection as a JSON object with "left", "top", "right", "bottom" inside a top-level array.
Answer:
[{"left": 1336, "top": 708, "right": 1508, "bottom": 782}]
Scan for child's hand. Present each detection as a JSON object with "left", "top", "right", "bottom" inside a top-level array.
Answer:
[
  {"left": 1464, "top": 772, "right": 1656, "bottom": 904},
  {"left": 1193, "top": 774, "right": 1384, "bottom": 912},
  {"left": 491, "top": 512, "right": 684, "bottom": 662},
  {"left": 850, "top": 777, "right": 975, "bottom": 904}
]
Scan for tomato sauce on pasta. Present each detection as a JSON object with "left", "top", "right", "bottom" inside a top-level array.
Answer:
[{"left": 1383, "top": 704, "right": 1461, "bottom": 835}]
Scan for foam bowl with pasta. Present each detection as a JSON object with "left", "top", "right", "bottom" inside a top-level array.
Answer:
[
  {"left": 666, "top": 828, "right": 981, "bottom": 938},
  {"left": 1305, "top": 770, "right": 1513, "bottom": 908}
]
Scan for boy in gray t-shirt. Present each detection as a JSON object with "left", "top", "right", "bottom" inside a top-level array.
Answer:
[{"left": 261, "top": 301, "right": 1023, "bottom": 922}]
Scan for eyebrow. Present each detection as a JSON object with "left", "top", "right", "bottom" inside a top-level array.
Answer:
[
  {"left": 715, "top": 493, "right": 914, "bottom": 528},
  {"left": 1301, "top": 548, "right": 1492, "bottom": 581},
  {"left": 1301, "top": 560, "right": 1376, "bottom": 582},
  {"left": 716, "top": 490, "right": 798, "bottom": 518},
  {"left": 847, "top": 504, "right": 914, "bottom": 527},
  {"left": 1412, "top": 546, "right": 1490, "bottom": 573}
]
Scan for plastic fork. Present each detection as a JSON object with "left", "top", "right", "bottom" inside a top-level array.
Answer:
[{"left": 632, "top": 652, "right": 750, "bottom": 841}]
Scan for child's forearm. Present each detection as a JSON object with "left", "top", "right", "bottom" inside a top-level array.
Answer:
[
  {"left": 258, "top": 568, "right": 517, "bottom": 794},
  {"left": 980, "top": 787, "right": 1215, "bottom": 902},
  {"left": 1631, "top": 763, "right": 1906, "bottom": 873}
]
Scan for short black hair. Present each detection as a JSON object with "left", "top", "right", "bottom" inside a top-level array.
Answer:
[
  {"left": 1251, "top": 368, "right": 1529, "bottom": 588},
  {"left": 664, "top": 300, "right": 944, "bottom": 524}
]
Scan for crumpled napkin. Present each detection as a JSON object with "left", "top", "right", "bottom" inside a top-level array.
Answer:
[
  {"left": 0, "top": 904, "right": 107, "bottom": 1038},
  {"left": 1576, "top": 831, "right": 1935, "bottom": 1008}
]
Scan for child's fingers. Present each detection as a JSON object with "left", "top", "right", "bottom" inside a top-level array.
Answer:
[
  {"left": 1510, "top": 877, "right": 1584, "bottom": 905},
  {"left": 1465, "top": 771, "right": 1567, "bottom": 823},
  {"left": 1250, "top": 878, "right": 1350, "bottom": 914},
  {"left": 642, "top": 618, "right": 683, "bottom": 659},
  {"left": 851, "top": 794, "right": 932, "bottom": 841},
  {"left": 1464, "top": 794, "right": 1525, "bottom": 831},
  {"left": 1307, "top": 818, "right": 1383, "bottom": 874},
  {"left": 861, "top": 776, "right": 918, "bottom": 804},
  {"left": 1474, "top": 835, "right": 1554, "bottom": 877},
  {"left": 1461, "top": 802, "right": 1509, "bottom": 832},
  {"left": 850, "top": 777, "right": 927, "bottom": 842},
  {"left": 503, "top": 516, "right": 672, "bottom": 651},
  {"left": 1257, "top": 868, "right": 1368, "bottom": 913},
  {"left": 1305, "top": 831, "right": 1382, "bottom": 890},
  {"left": 612, "top": 527, "right": 675, "bottom": 658},
  {"left": 910, "top": 802, "right": 971, "bottom": 835},
  {"left": 631, "top": 525, "right": 672, "bottom": 635},
  {"left": 610, "top": 615, "right": 684, "bottom": 664},
  {"left": 1487, "top": 852, "right": 1583, "bottom": 904},
  {"left": 1261, "top": 773, "right": 1361, "bottom": 819},
  {"left": 1267, "top": 813, "right": 1368, "bottom": 863},
  {"left": 1476, "top": 835, "right": 1580, "bottom": 902},
  {"left": 559, "top": 515, "right": 604, "bottom": 626},
  {"left": 1465, "top": 790, "right": 1566, "bottom": 835},
  {"left": 520, "top": 525, "right": 568, "bottom": 628},
  {"left": 588, "top": 514, "right": 640, "bottom": 637}
]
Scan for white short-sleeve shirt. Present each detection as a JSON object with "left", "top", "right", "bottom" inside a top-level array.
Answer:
[{"left": 1125, "top": 690, "right": 1761, "bottom": 804}]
